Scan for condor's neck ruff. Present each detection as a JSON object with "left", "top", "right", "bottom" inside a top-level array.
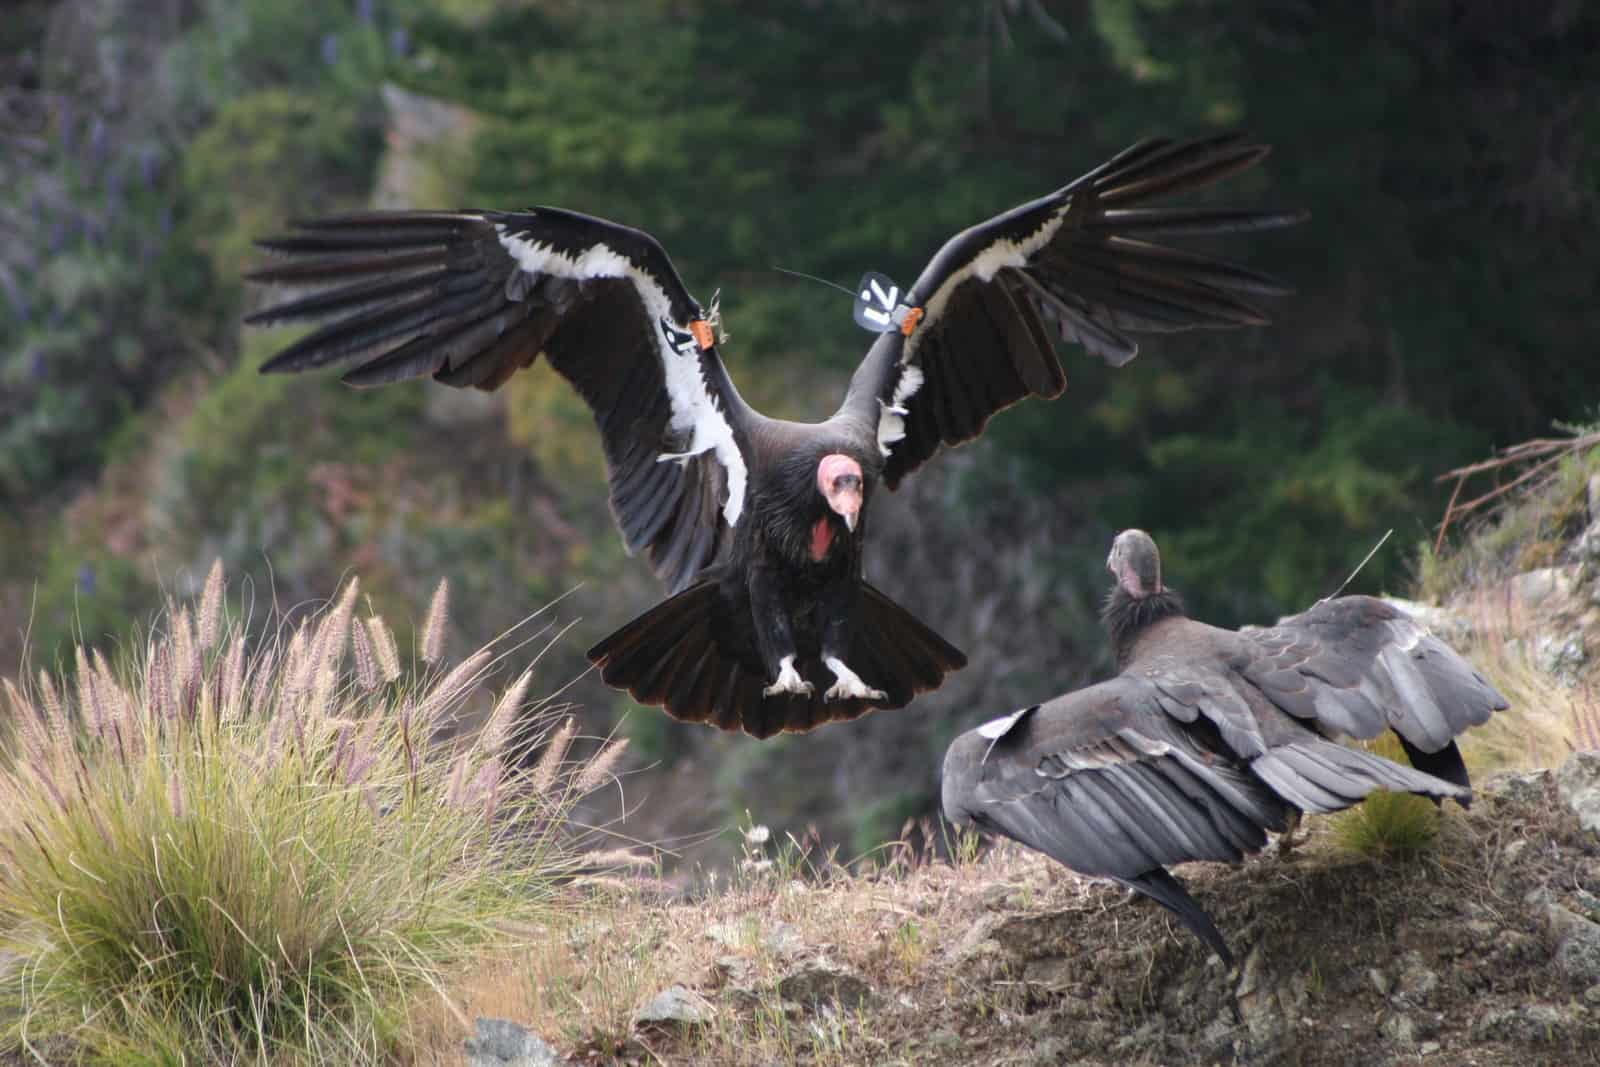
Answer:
[{"left": 1102, "top": 586, "right": 1187, "bottom": 666}]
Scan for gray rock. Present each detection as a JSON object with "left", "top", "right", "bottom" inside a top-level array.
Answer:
[
  {"left": 705, "top": 917, "right": 803, "bottom": 958},
  {"left": 1395, "top": 951, "right": 1439, "bottom": 1003},
  {"left": 1544, "top": 902, "right": 1600, "bottom": 983},
  {"left": 1472, "top": 1003, "right": 1573, "bottom": 1043},
  {"left": 634, "top": 986, "right": 714, "bottom": 1030},
  {"left": 989, "top": 909, "right": 1082, "bottom": 959},
  {"left": 1022, "top": 955, "right": 1074, "bottom": 990},
  {"left": 1379, "top": 1012, "right": 1417, "bottom": 1046},
  {"left": 1484, "top": 768, "right": 1551, "bottom": 808},
  {"left": 1536, "top": 631, "right": 1587, "bottom": 681},
  {"left": 1511, "top": 566, "right": 1581, "bottom": 611},
  {"left": 1558, "top": 750, "right": 1600, "bottom": 834},
  {"left": 464, "top": 1018, "right": 568, "bottom": 1067},
  {"left": 1367, "top": 967, "right": 1391, "bottom": 996},
  {"left": 776, "top": 957, "right": 872, "bottom": 1008},
  {"left": 1419, "top": 1040, "right": 1442, "bottom": 1055},
  {"left": 1575, "top": 518, "right": 1600, "bottom": 562}
]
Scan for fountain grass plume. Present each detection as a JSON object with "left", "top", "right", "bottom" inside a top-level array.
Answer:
[{"left": 0, "top": 564, "right": 619, "bottom": 1065}]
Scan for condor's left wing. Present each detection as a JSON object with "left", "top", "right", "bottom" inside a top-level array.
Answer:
[{"left": 841, "top": 133, "right": 1305, "bottom": 489}]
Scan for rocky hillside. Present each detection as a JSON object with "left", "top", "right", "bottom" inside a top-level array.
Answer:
[{"left": 443, "top": 757, "right": 1600, "bottom": 1067}]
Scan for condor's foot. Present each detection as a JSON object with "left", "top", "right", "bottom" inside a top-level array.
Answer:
[
  {"left": 823, "top": 656, "right": 887, "bottom": 702},
  {"left": 763, "top": 655, "right": 814, "bottom": 698}
]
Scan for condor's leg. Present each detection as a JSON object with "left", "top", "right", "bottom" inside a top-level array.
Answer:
[
  {"left": 750, "top": 564, "right": 812, "bottom": 697},
  {"left": 818, "top": 577, "right": 886, "bottom": 703}
]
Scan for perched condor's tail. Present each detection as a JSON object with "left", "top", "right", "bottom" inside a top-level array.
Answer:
[{"left": 588, "top": 581, "right": 966, "bottom": 739}]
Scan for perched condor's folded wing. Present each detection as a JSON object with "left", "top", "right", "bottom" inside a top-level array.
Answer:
[
  {"left": 941, "top": 677, "right": 1294, "bottom": 965},
  {"left": 1234, "top": 595, "right": 1510, "bottom": 791},
  {"left": 247, "top": 208, "right": 754, "bottom": 594},
  {"left": 842, "top": 133, "right": 1306, "bottom": 489}
]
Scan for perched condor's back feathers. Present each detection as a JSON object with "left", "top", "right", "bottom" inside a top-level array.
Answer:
[
  {"left": 943, "top": 530, "right": 1507, "bottom": 962},
  {"left": 248, "top": 137, "right": 1301, "bottom": 736}
]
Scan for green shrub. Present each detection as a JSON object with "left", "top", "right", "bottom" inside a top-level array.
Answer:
[
  {"left": 1330, "top": 789, "right": 1439, "bottom": 862},
  {"left": 0, "top": 565, "right": 624, "bottom": 1064}
]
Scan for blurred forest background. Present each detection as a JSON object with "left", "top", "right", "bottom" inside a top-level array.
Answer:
[{"left": 2, "top": 0, "right": 1596, "bottom": 866}]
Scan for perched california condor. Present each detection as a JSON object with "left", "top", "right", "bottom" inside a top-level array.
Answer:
[
  {"left": 942, "top": 529, "right": 1508, "bottom": 963},
  {"left": 248, "top": 135, "right": 1302, "bottom": 739}
]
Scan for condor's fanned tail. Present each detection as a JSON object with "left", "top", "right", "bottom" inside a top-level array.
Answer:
[{"left": 587, "top": 580, "right": 965, "bottom": 739}]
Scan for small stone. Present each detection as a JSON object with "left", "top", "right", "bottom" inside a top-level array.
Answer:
[
  {"left": 1585, "top": 984, "right": 1600, "bottom": 1006},
  {"left": 633, "top": 986, "right": 714, "bottom": 1030},
  {"left": 705, "top": 917, "right": 803, "bottom": 958},
  {"left": 1485, "top": 769, "right": 1551, "bottom": 808},
  {"left": 1511, "top": 566, "right": 1581, "bottom": 610},
  {"left": 1558, "top": 750, "right": 1600, "bottom": 835},
  {"left": 1472, "top": 1003, "right": 1572, "bottom": 1043},
  {"left": 464, "top": 1018, "right": 569, "bottom": 1067},
  {"left": 1548, "top": 907, "right": 1600, "bottom": 984},
  {"left": 1368, "top": 968, "right": 1392, "bottom": 996},
  {"left": 1419, "top": 1040, "right": 1441, "bottom": 1055},
  {"left": 776, "top": 957, "right": 871, "bottom": 1008},
  {"left": 1396, "top": 952, "right": 1439, "bottom": 1003},
  {"left": 1022, "top": 955, "right": 1073, "bottom": 990},
  {"left": 1581, "top": 514, "right": 1600, "bottom": 560},
  {"left": 1380, "top": 1012, "right": 1417, "bottom": 1046},
  {"left": 1535, "top": 632, "right": 1587, "bottom": 682}
]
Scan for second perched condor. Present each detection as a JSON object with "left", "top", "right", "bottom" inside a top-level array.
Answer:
[
  {"left": 248, "top": 136, "right": 1301, "bottom": 738},
  {"left": 942, "top": 529, "right": 1508, "bottom": 963}
]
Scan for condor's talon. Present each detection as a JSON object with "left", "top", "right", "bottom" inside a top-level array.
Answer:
[
  {"left": 823, "top": 657, "right": 886, "bottom": 702},
  {"left": 763, "top": 656, "right": 813, "bottom": 698}
]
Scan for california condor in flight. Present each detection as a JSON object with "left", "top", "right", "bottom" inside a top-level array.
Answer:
[
  {"left": 942, "top": 529, "right": 1508, "bottom": 962},
  {"left": 248, "top": 135, "right": 1302, "bottom": 738}
]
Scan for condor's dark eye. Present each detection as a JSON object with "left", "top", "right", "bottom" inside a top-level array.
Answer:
[{"left": 833, "top": 474, "right": 862, "bottom": 493}]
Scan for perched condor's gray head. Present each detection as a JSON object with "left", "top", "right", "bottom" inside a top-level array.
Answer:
[
  {"left": 818, "top": 453, "right": 863, "bottom": 532},
  {"left": 1107, "top": 528, "right": 1163, "bottom": 598}
]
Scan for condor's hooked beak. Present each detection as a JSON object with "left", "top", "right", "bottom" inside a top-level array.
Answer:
[{"left": 818, "top": 454, "right": 864, "bottom": 533}]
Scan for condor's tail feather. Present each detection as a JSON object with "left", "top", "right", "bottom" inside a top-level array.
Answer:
[{"left": 587, "top": 581, "right": 966, "bottom": 740}]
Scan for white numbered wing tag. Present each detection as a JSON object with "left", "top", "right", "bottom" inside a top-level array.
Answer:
[{"left": 853, "top": 272, "right": 904, "bottom": 332}]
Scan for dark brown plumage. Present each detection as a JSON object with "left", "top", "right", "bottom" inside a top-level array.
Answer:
[
  {"left": 942, "top": 529, "right": 1508, "bottom": 963},
  {"left": 247, "top": 136, "right": 1302, "bottom": 737}
]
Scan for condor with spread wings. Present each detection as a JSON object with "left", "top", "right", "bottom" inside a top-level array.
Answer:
[
  {"left": 248, "top": 134, "right": 1301, "bottom": 738},
  {"left": 942, "top": 530, "right": 1508, "bottom": 963}
]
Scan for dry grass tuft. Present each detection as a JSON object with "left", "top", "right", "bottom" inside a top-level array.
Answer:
[{"left": 0, "top": 563, "right": 618, "bottom": 1065}]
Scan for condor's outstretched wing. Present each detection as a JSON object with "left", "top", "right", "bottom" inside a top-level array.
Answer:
[
  {"left": 247, "top": 208, "right": 750, "bottom": 594},
  {"left": 941, "top": 679, "right": 1290, "bottom": 964},
  {"left": 843, "top": 133, "right": 1305, "bottom": 489}
]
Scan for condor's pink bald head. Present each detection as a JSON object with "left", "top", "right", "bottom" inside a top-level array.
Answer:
[{"left": 817, "top": 453, "right": 863, "bottom": 532}]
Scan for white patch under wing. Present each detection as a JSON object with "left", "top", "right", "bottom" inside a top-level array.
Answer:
[
  {"left": 875, "top": 363, "right": 925, "bottom": 458},
  {"left": 977, "top": 705, "right": 1033, "bottom": 741},
  {"left": 495, "top": 224, "right": 748, "bottom": 527},
  {"left": 916, "top": 204, "right": 1070, "bottom": 345}
]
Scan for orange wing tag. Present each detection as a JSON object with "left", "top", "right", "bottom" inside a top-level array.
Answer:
[
  {"left": 898, "top": 306, "right": 924, "bottom": 336},
  {"left": 688, "top": 319, "right": 716, "bottom": 351}
]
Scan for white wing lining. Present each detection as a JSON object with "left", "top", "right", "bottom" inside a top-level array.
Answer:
[{"left": 495, "top": 224, "right": 749, "bottom": 526}]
